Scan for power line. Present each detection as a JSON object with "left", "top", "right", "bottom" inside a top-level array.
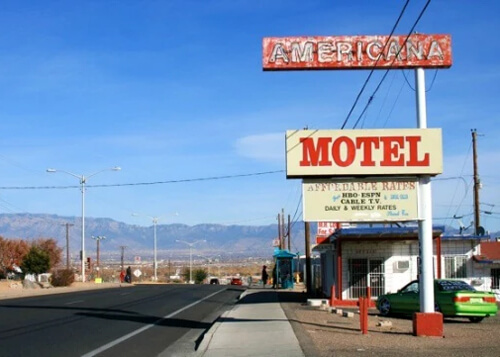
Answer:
[
  {"left": 373, "top": 71, "right": 398, "bottom": 127},
  {"left": 290, "top": 191, "right": 303, "bottom": 228},
  {"left": 340, "top": 0, "right": 411, "bottom": 129},
  {"left": 0, "top": 170, "right": 285, "bottom": 190},
  {"left": 382, "top": 78, "right": 406, "bottom": 128},
  {"left": 350, "top": 0, "right": 432, "bottom": 129},
  {"left": 401, "top": 68, "right": 438, "bottom": 91}
]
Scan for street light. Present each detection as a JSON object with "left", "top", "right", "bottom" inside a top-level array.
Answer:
[
  {"left": 47, "top": 166, "right": 121, "bottom": 282},
  {"left": 176, "top": 240, "right": 206, "bottom": 284},
  {"left": 197, "top": 254, "right": 222, "bottom": 277},
  {"left": 132, "top": 212, "right": 178, "bottom": 282}
]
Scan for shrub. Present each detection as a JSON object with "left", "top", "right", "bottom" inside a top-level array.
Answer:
[
  {"left": 193, "top": 269, "right": 208, "bottom": 284},
  {"left": 21, "top": 247, "right": 50, "bottom": 275},
  {"left": 50, "top": 269, "right": 75, "bottom": 287}
]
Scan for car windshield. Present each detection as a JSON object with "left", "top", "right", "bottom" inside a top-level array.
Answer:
[
  {"left": 401, "top": 281, "right": 419, "bottom": 293},
  {"left": 436, "top": 280, "right": 476, "bottom": 292}
]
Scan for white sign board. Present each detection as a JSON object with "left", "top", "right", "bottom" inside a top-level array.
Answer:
[
  {"left": 133, "top": 269, "right": 142, "bottom": 278},
  {"left": 286, "top": 128, "right": 442, "bottom": 177},
  {"left": 303, "top": 178, "right": 419, "bottom": 222}
]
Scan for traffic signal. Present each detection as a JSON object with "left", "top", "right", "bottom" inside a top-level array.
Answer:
[{"left": 86, "top": 257, "right": 91, "bottom": 270}]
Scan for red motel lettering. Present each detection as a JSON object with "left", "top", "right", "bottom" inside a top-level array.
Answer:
[{"left": 299, "top": 135, "right": 429, "bottom": 168}]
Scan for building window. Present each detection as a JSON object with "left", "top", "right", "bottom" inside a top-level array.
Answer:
[
  {"left": 444, "top": 256, "right": 467, "bottom": 279},
  {"left": 491, "top": 269, "right": 500, "bottom": 289}
]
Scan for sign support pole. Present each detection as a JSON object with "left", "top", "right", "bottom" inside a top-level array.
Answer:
[
  {"left": 415, "top": 67, "right": 434, "bottom": 313},
  {"left": 414, "top": 67, "right": 443, "bottom": 336}
]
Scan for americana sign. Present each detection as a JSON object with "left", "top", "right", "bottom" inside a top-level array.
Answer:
[
  {"left": 303, "top": 178, "right": 419, "bottom": 222},
  {"left": 263, "top": 34, "right": 452, "bottom": 70},
  {"left": 286, "top": 128, "right": 442, "bottom": 177}
]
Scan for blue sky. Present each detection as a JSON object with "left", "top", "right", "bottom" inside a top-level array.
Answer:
[{"left": 0, "top": 0, "right": 499, "bottom": 234}]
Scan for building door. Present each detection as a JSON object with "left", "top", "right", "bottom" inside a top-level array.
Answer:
[
  {"left": 348, "top": 258, "right": 385, "bottom": 299},
  {"left": 348, "top": 258, "right": 367, "bottom": 299},
  {"left": 369, "top": 259, "right": 385, "bottom": 297}
]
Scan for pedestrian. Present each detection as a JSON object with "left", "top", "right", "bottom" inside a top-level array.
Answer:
[
  {"left": 272, "top": 265, "right": 277, "bottom": 289},
  {"left": 119, "top": 270, "right": 125, "bottom": 284},
  {"left": 126, "top": 266, "right": 132, "bottom": 283},
  {"left": 261, "top": 265, "right": 268, "bottom": 287}
]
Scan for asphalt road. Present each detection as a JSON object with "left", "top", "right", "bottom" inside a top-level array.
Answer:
[{"left": 0, "top": 284, "right": 243, "bottom": 357}]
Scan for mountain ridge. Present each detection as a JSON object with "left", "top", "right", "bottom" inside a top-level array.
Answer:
[
  {"left": 0, "top": 213, "right": 301, "bottom": 259},
  {"left": 0, "top": 213, "right": 496, "bottom": 260}
]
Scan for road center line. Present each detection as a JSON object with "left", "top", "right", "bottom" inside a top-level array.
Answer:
[
  {"left": 65, "top": 300, "right": 84, "bottom": 305},
  {"left": 81, "top": 288, "right": 227, "bottom": 357}
]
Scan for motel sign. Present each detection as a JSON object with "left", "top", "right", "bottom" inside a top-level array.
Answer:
[{"left": 286, "top": 128, "right": 443, "bottom": 177}]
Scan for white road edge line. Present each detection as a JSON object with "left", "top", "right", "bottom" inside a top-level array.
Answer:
[
  {"left": 81, "top": 288, "right": 227, "bottom": 357},
  {"left": 65, "top": 300, "right": 84, "bottom": 305}
]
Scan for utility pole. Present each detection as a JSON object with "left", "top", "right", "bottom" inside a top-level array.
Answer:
[
  {"left": 277, "top": 213, "right": 282, "bottom": 249},
  {"left": 120, "top": 246, "right": 127, "bottom": 271},
  {"left": 281, "top": 208, "right": 286, "bottom": 250},
  {"left": 472, "top": 129, "right": 481, "bottom": 235},
  {"left": 92, "top": 236, "right": 106, "bottom": 278},
  {"left": 62, "top": 223, "right": 74, "bottom": 270},
  {"left": 304, "top": 221, "right": 312, "bottom": 295},
  {"left": 287, "top": 214, "right": 291, "bottom": 252}
]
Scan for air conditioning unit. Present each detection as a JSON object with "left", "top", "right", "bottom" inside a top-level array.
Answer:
[{"left": 394, "top": 260, "right": 410, "bottom": 271}]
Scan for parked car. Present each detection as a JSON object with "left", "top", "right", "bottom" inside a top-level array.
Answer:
[
  {"left": 376, "top": 279, "right": 498, "bottom": 323},
  {"left": 209, "top": 278, "right": 219, "bottom": 285},
  {"left": 230, "top": 277, "right": 243, "bottom": 286}
]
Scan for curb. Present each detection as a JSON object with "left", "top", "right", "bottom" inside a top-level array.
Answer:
[
  {"left": 195, "top": 288, "right": 249, "bottom": 355},
  {"left": 195, "top": 309, "right": 230, "bottom": 355}
]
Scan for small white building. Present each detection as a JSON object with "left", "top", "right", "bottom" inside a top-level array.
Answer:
[{"left": 312, "top": 226, "right": 498, "bottom": 306}]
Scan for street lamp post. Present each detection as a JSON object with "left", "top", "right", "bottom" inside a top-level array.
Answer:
[
  {"left": 152, "top": 217, "right": 158, "bottom": 281},
  {"left": 197, "top": 254, "right": 221, "bottom": 277},
  {"left": 176, "top": 240, "right": 206, "bottom": 284},
  {"left": 132, "top": 214, "right": 160, "bottom": 282},
  {"left": 132, "top": 213, "right": 178, "bottom": 282},
  {"left": 47, "top": 166, "right": 121, "bottom": 282}
]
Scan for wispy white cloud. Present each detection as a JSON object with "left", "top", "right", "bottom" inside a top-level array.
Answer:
[{"left": 234, "top": 133, "right": 284, "bottom": 162}]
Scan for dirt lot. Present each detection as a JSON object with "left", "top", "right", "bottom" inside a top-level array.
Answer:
[
  {"left": 279, "top": 291, "right": 500, "bottom": 357},
  {"left": 0, "top": 279, "right": 132, "bottom": 300}
]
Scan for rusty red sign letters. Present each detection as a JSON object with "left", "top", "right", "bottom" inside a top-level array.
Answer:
[{"left": 263, "top": 34, "right": 452, "bottom": 70}]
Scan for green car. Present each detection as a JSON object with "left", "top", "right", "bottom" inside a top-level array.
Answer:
[{"left": 376, "top": 279, "right": 498, "bottom": 323}]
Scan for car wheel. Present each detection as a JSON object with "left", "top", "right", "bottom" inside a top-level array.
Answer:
[
  {"left": 378, "top": 298, "right": 391, "bottom": 316},
  {"left": 469, "top": 316, "right": 484, "bottom": 323}
]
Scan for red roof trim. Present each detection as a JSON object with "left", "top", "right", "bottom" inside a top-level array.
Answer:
[{"left": 479, "top": 242, "right": 500, "bottom": 260}]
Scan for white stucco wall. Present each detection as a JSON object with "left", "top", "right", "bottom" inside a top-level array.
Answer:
[{"left": 333, "top": 239, "right": 492, "bottom": 300}]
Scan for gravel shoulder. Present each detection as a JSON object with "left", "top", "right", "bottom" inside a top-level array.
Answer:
[
  {"left": 278, "top": 291, "right": 500, "bottom": 357},
  {"left": 0, "top": 279, "right": 134, "bottom": 300}
]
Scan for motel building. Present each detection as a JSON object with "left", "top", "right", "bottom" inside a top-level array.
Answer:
[{"left": 312, "top": 225, "right": 500, "bottom": 307}]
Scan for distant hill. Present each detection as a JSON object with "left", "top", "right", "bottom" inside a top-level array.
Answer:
[
  {"left": 0, "top": 214, "right": 497, "bottom": 261},
  {"left": 0, "top": 213, "right": 307, "bottom": 260}
]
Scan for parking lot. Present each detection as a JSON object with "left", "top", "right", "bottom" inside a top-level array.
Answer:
[{"left": 280, "top": 292, "right": 500, "bottom": 357}]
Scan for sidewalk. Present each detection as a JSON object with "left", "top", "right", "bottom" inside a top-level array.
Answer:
[{"left": 195, "top": 287, "right": 305, "bottom": 357}]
